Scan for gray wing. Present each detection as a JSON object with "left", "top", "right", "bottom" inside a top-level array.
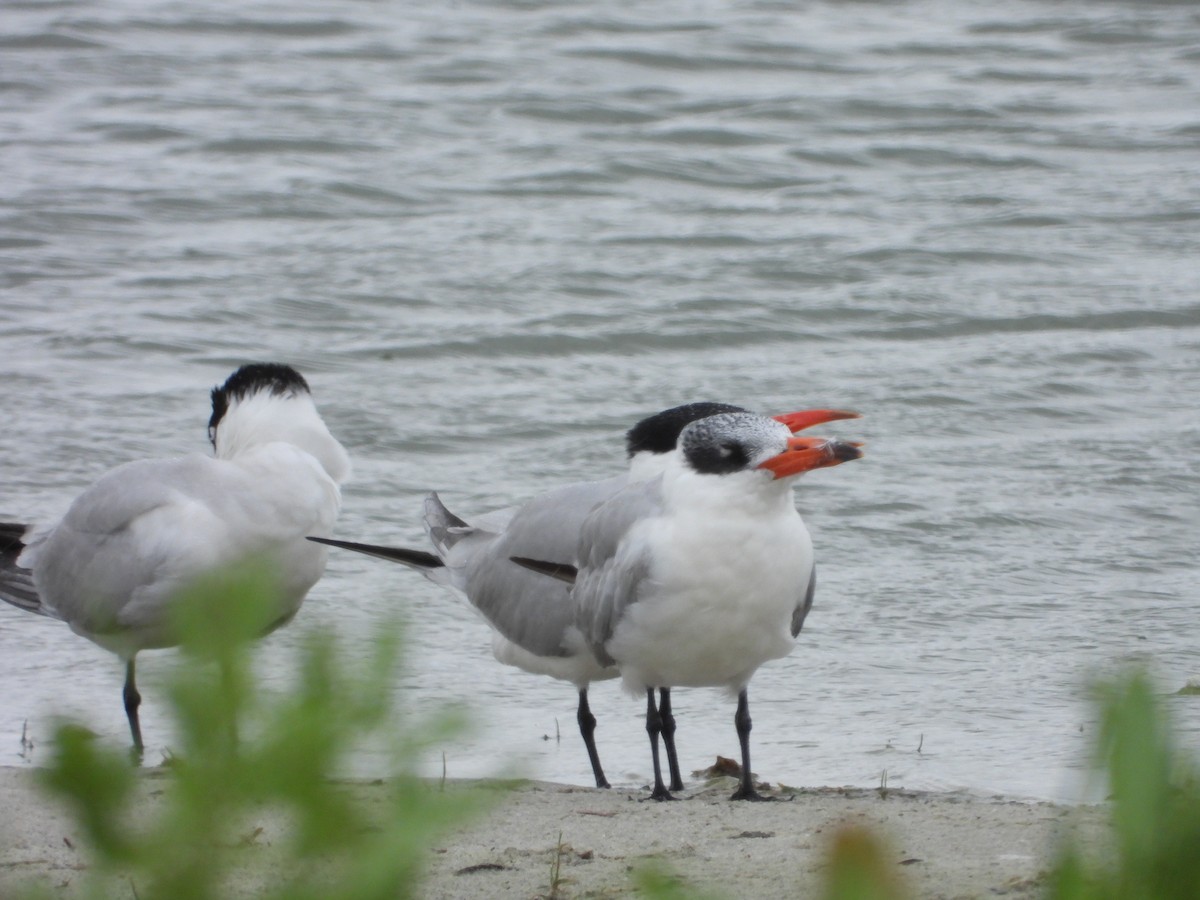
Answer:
[
  {"left": 50, "top": 458, "right": 203, "bottom": 538},
  {"left": 29, "top": 455, "right": 268, "bottom": 637},
  {"left": 792, "top": 563, "right": 816, "bottom": 637},
  {"left": 573, "top": 478, "right": 665, "bottom": 666},
  {"left": 434, "top": 476, "right": 627, "bottom": 659}
]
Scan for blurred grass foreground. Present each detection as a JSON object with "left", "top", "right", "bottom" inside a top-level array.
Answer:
[
  {"left": 19, "top": 564, "right": 485, "bottom": 900},
  {"left": 1045, "top": 672, "right": 1200, "bottom": 900}
]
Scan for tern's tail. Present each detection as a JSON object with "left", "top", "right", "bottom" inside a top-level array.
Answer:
[
  {"left": 423, "top": 491, "right": 472, "bottom": 558},
  {"left": 0, "top": 522, "right": 47, "bottom": 616}
]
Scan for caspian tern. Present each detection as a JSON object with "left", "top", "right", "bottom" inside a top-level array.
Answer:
[
  {"left": 0, "top": 363, "right": 351, "bottom": 755},
  {"left": 310, "top": 404, "right": 857, "bottom": 790},
  {"left": 513, "top": 411, "right": 862, "bottom": 801}
]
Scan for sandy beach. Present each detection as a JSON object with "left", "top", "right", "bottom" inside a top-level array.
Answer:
[{"left": 0, "top": 766, "right": 1109, "bottom": 899}]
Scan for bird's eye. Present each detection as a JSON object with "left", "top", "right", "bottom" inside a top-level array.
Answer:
[{"left": 718, "top": 443, "right": 734, "bottom": 457}]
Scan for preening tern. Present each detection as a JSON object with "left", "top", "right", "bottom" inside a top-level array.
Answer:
[{"left": 0, "top": 363, "right": 350, "bottom": 754}]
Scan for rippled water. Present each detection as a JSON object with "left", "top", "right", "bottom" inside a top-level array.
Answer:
[{"left": 1, "top": 0, "right": 1198, "bottom": 802}]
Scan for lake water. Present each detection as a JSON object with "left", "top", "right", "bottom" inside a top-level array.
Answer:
[{"left": 1, "top": 0, "right": 1198, "bottom": 803}]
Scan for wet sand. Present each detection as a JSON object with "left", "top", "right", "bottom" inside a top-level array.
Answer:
[{"left": 0, "top": 767, "right": 1109, "bottom": 899}]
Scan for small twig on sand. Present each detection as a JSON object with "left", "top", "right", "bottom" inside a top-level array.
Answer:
[{"left": 547, "top": 831, "right": 566, "bottom": 899}]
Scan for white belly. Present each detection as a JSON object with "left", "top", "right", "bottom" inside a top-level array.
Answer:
[{"left": 606, "top": 504, "right": 812, "bottom": 693}]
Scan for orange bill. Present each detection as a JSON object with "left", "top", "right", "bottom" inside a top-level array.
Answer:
[
  {"left": 772, "top": 409, "right": 861, "bottom": 433},
  {"left": 757, "top": 436, "right": 864, "bottom": 479}
]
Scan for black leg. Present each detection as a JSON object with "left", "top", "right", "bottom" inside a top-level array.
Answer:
[
  {"left": 123, "top": 658, "right": 144, "bottom": 761},
  {"left": 658, "top": 688, "right": 684, "bottom": 792},
  {"left": 642, "top": 688, "right": 675, "bottom": 801},
  {"left": 730, "top": 688, "right": 769, "bottom": 801},
  {"left": 577, "top": 688, "right": 610, "bottom": 789}
]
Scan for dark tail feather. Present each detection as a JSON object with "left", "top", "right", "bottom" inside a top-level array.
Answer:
[
  {"left": 306, "top": 535, "right": 443, "bottom": 570},
  {"left": 0, "top": 522, "right": 47, "bottom": 616},
  {"left": 509, "top": 556, "right": 578, "bottom": 585}
]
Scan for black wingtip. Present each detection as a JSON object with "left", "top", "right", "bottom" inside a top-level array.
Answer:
[
  {"left": 0, "top": 522, "right": 28, "bottom": 552},
  {"left": 307, "top": 536, "right": 443, "bottom": 570},
  {"left": 509, "top": 556, "right": 578, "bottom": 584},
  {"left": 0, "top": 521, "right": 48, "bottom": 617}
]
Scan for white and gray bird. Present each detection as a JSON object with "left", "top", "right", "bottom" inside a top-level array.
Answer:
[
  {"left": 0, "top": 363, "right": 351, "bottom": 755},
  {"left": 310, "top": 403, "right": 856, "bottom": 789},
  {"left": 513, "top": 411, "right": 862, "bottom": 801}
]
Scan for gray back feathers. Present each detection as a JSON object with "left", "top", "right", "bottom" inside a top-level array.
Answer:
[
  {"left": 427, "top": 480, "right": 625, "bottom": 660},
  {"left": 572, "top": 478, "right": 666, "bottom": 666}
]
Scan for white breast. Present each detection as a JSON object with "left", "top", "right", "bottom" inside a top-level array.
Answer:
[{"left": 605, "top": 466, "right": 813, "bottom": 694}]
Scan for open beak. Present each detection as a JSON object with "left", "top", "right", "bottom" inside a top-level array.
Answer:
[
  {"left": 772, "top": 409, "right": 861, "bottom": 433},
  {"left": 758, "top": 436, "right": 864, "bottom": 479}
]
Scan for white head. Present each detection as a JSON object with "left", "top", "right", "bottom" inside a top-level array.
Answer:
[
  {"left": 678, "top": 411, "right": 863, "bottom": 479},
  {"left": 624, "top": 402, "right": 748, "bottom": 481},
  {"left": 624, "top": 402, "right": 862, "bottom": 481},
  {"left": 208, "top": 363, "right": 351, "bottom": 483}
]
